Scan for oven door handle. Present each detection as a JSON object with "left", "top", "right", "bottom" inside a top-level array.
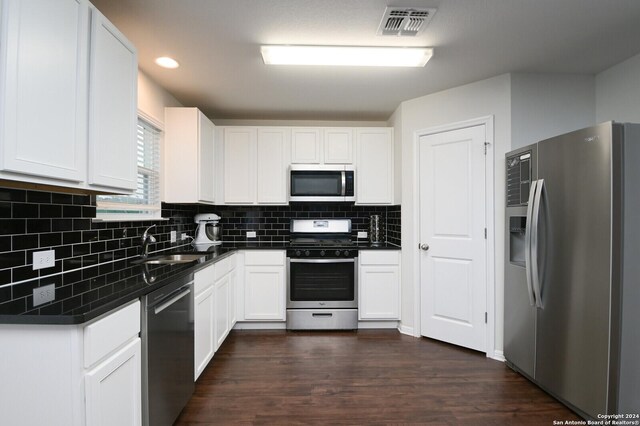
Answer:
[
  {"left": 341, "top": 171, "right": 346, "bottom": 196},
  {"left": 289, "top": 258, "right": 355, "bottom": 264}
]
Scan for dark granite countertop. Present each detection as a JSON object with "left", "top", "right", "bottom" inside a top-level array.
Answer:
[
  {"left": 0, "top": 241, "right": 401, "bottom": 325},
  {"left": 0, "top": 247, "right": 237, "bottom": 325}
]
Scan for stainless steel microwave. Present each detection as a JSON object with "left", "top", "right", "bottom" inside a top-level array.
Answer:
[{"left": 289, "top": 165, "right": 355, "bottom": 202}]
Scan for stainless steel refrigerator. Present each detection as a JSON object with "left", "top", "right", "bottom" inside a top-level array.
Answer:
[{"left": 504, "top": 122, "right": 640, "bottom": 419}]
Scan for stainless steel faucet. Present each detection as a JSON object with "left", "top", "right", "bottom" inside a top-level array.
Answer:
[{"left": 141, "top": 224, "right": 157, "bottom": 258}]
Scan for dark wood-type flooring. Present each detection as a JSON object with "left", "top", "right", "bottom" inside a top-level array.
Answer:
[{"left": 175, "top": 330, "right": 581, "bottom": 425}]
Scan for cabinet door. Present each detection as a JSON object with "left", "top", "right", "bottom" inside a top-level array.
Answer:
[
  {"left": 0, "top": 0, "right": 89, "bottom": 182},
  {"left": 198, "top": 111, "right": 215, "bottom": 203},
  {"left": 257, "top": 128, "right": 289, "bottom": 204},
  {"left": 356, "top": 128, "right": 394, "bottom": 204},
  {"left": 85, "top": 338, "right": 142, "bottom": 426},
  {"left": 359, "top": 265, "right": 400, "bottom": 320},
  {"left": 224, "top": 128, "right": 256, "bottom": 203},
  {"left": 244, "top": 266, "right": 285, "bottom": 320},
  {"left": 324, "top": 128, "right": 354, "bottom": 164},
  {"left": 291, "top": 128, "right": 321, "bottom": 164},
  {"left": 194, "top": 285, "right": 214, "bottom": 380},
  {"left": 229, "top": 268, "right": 237, "bottom": 327},
  {"left": 215, "top": 275, "right": 230, "bottom": 348},
  {"left": 88, "top": 7, "right": 137, "bottom": 191}
]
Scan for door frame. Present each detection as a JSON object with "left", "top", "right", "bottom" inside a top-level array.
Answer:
[{"left": 412, "top": 115, "right": 497, "bottom": 358}]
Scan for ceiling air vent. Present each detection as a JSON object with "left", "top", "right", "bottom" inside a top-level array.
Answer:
[{"left": 377, "top": 7, "right": 436, "bottom": 36}]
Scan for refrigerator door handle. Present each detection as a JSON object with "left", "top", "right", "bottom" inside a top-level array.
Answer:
[
  {"left": 524, "top": 179, "right": 538, "bottom": 306},
  {"left": 531, "top": 179, "right": 545, "bottom": 308}
]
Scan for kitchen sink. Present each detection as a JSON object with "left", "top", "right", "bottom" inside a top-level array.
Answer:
[{"left": 135, "top": 254, "right": 205, "bottom": 265}]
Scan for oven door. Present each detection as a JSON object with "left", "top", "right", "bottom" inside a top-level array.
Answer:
[{"left": 287, "top": 258, "right": 357, "bottom": 309}]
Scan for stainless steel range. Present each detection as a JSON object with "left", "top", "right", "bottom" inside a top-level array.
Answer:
[{"left": 286, "top": 219, "right": 358, "bottom": 330}]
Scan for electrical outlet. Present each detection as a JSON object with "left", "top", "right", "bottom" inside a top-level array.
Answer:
[
  {"left": 33, "top": 284, "right": 55, "bottom": 306},
  {"left": 246, "top": 231, "right": 257, "bottom": 238},
  {"left": 32, "top": 250, "right": 55, "bottom": 270},
  {"left": 170, "top": 231, "right": 177, "bottom": 243},
  {"left": 181, "top": 233, "right": 189, "bottom": 241},
  {"left": 357, "top": 231, "right": 368, "bottom": 239}
]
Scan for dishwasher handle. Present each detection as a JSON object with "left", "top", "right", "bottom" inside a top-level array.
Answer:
[{"left": 153, "top": 286, "right": 191, "bottom": 315}]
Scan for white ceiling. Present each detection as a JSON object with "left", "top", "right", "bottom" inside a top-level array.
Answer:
[{"left": 91, "top": 0, "right": 640, "bottom": 121}]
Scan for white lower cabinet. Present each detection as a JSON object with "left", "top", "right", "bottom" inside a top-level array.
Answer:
[
  {"left": 194, "top": 284, "right": 215, "bottom": 380},
  {"left": 242, "top": 251, "right": 286, "bottom": 321},
  {"left": 215, "top": 274, "right": 231, "bottom": 347},
  {"left": 85, "top": 338, "right": 142, "bottom": 426},
  {"left": 193, "top": 254, "right": 237, "bottom": 380},
  {"left": 0, "top": 300, "right": 141, "bottom": 426},
  {"left": 358, "top": 251, "right": 401, "bottom": 320}
]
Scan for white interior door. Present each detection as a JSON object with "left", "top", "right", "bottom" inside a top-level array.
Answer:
[{"left": 419, "top": 124, "right": 487, "bottom": 352}]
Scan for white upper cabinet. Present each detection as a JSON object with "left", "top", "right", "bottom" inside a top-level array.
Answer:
[
  {"left": 291, "top": 128, "right": 322, "bottom": 164},
  {"left": 223, "top": 127, "right": 257, "bottom": 204},
  {"left": 257, "top": 128, "right": 289, "bottom": 204},
  {"left": 87, "top": 6, "right": 137, "bottom": 191},
  {"left": 222, "top": 127, "right": 290, "bottom": 205},
  {"left": 0, "top": 0, "right": 89, "bottom": 182},
  {"left": 164, "top": 108, "right": 215, "bottom": 203},
  {"left": 356, "top": 128, "right": 394, "bottom": 205},
  {"left": 0, "top": 0, "right": 138, "bottom": 193},
  {"left": 323, "top": 128, "right": 354, "bottom": 164},
  {"left": 291, "top": 127, "right": 354, "bottom": 165}
]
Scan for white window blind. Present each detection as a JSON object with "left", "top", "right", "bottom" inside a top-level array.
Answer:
[{"left": 97, "top": 118, "right": 161, "bottom": 219}]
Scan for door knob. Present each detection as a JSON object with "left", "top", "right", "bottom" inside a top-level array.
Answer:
[{"left": 420, "top": 243, "right": 430, "bottom": 251}]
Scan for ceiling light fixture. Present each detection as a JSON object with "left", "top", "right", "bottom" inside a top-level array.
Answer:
[
  {"left": 260, "top": 45, "right": 433, "bottom": 67},
  {"left": 155, "top": 56, "right": 180, "bottom": 69}
]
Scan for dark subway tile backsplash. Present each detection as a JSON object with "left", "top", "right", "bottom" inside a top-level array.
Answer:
[
  {"left": 0, "top": 186, "right": 200, "bottom": 287},
  {"left": 202, "top": 203, "right": 401, "bottom": 246},
  {"left": 0, "top": 185, "right": 400, "bottom": 289}
]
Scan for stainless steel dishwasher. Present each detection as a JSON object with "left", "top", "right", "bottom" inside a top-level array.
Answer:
[{"left": 141, "top": 273, "right": 194, "bottom": 426}]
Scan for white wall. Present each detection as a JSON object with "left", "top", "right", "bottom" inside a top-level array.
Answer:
[
  {"left": 396, "top": 74, "right": 512, "bottom": 352},
  {"left": 511, "top": 73, "right": 595, "bottom": 149},
  {"left": 596, "top": 53, "right": 640, "bottom": 123},
  {"left": 137, "top": 70, "right": 182, "bottom": 126}
]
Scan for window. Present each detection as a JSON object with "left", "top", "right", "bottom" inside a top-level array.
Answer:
[{"left": 97, "top": 117, "right": 161, "bottom": 219}]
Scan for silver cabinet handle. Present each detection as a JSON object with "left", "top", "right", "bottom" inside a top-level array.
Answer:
[
  {"left": 524, "top": 180, "right": 538, "bottom": 307},
  {"left": 531, "top": 179, "right": 544, "bottom": 309},
  {"left": 419, "top": 243, "right": 430, "bottom": 251}
]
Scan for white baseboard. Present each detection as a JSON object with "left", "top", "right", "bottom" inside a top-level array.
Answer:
[
  {"left": 233, "top": 322, "right": 286, "bottom": 330},
  {"left": 398, "top": 324, "right": 417, "bottom": 337},
  {"left": 489, "top": 349, "right": 505, "bottom": 362},
  {"left": 358, "top": 321, "right": 399, "bottom": 329}
]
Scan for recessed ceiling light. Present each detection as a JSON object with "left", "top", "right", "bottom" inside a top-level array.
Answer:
[
  {"left": 155, "top": 56, "right": 180, "bottom": 69},
  {"left": 260, "top": 45, "right": 433, "bottom": 67}
]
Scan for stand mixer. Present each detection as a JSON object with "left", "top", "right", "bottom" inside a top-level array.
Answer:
[{"left": 193, "top": 213, "right": 222, "bottom": 246}]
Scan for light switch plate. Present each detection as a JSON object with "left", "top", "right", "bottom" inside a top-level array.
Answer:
[
  {"left": 246, "top": 231, "right": 257, "bottom": 238},
  {"left": 32, "top": 250, "right": 55, "bottom": 270},
  {"left": 357, "top": 231, "right": 368, "bottom": 239},
  {"left": 170, "top": 230, "right": 177, "bottom": 243},
  {"left": 33, "top": 284, "right": 55, "bottom": 306}
]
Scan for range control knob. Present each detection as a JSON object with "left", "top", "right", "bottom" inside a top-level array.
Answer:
[
  {"left": 304, "top": 250, "right": 310, "bottom": 257},
  {"left": 295, "top": 250, "right": 301, "bottom": 256},
  {"left": 320, "top": 250, "right": 325, "bottom": 256},
  {"left": 344, "top": 250, "right": 350, "bottom": 257},
  {"left": 335, "top": 250, "right": 341, "bottom": 256}
]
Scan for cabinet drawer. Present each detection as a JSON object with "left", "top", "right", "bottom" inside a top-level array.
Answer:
[
  {"left": 194, "top": 264, "right": 215, "bottom": 296},
  {"left": 244, "top": 250, "right": 285, "bottom": 266},
  {"left": 84, "top": 300, "right": 140, "bottom": 368},
  {"left": 359, "top": 250, "right": 400, "bottom": 266},
  {"left": 214, "top": 255, "right": 235, "bottom": 280}
]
